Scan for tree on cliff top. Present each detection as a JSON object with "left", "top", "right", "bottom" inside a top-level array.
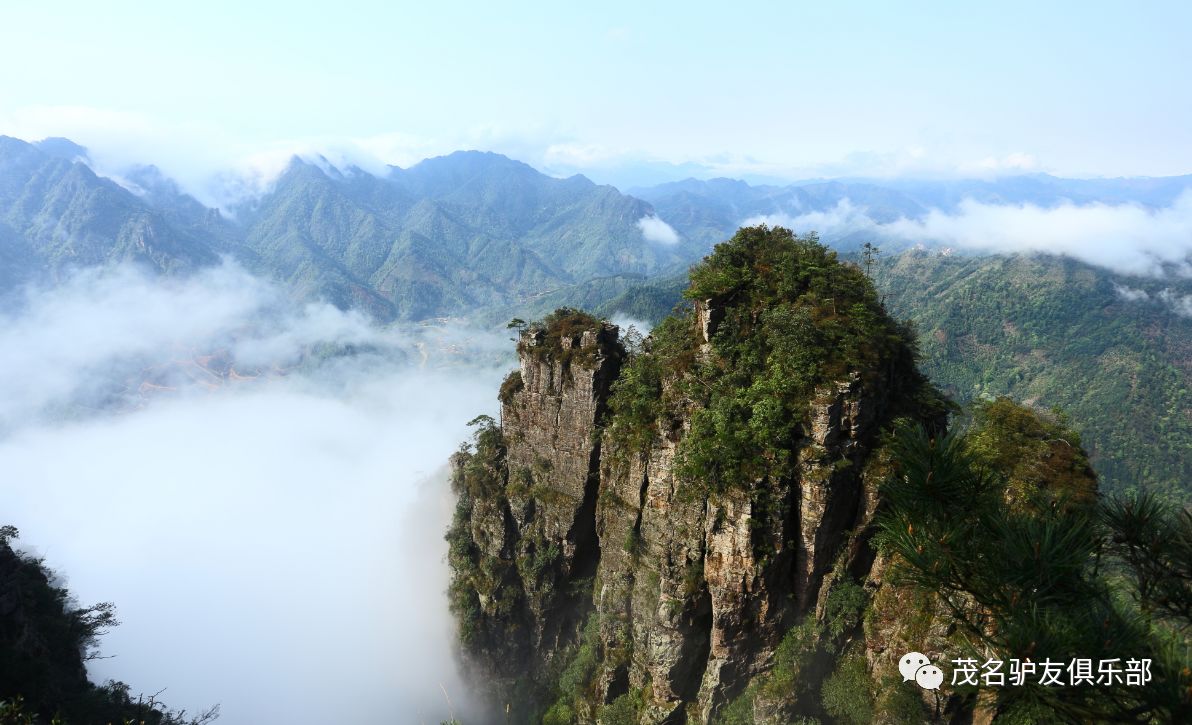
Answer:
[
  {"left": 878, "top": 403, "right": 1191, "bottom": 722},
  {"left": 0, "top": 526, "right": 219, "bottom": 725},
  {"left": 607, "top": 224, "right": 947, "bottom": 494}
]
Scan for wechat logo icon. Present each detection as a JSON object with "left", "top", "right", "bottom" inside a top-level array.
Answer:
[{"left": 900, "top": 651, "right": 943, "bottom": 690}]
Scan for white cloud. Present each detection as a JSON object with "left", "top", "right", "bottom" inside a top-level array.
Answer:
[
  {"left": 969, "top": 151, "right": 1040, "bottom": 174},
  {"left": 0, "top": 105, "right": 451, "bottom": 208},
  {"left": 0, "top": 261, "right": 389, "bottom": 431},
  {"left": 886, "top": 194, "right": 1192, "bottom": 276},
  {"left": 609, "top": 314, "right": 654, "bottom": 337},
  {"left": 0, "top": 264, "right": 513, "bottom": 723},
  {"left": 1158, "top": 289, "right": 1192, "bottom": 317},
  {"left": 637, "top": 214, "right": 680, "bottom": 245},
  {"left": 743, "top": 199, "right": 876, "bottom": 238},
  {"left": 744, "top": 193, "right": 1192, "bottom": 277},
  {"left": 1113, "top": 283, "right": 1151, "bottom": 302}
]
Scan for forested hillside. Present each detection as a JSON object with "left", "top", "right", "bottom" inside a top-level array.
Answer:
[
  {"left": 0, "top": 138, "right": 690, "bottom": 320},
  {"left": 586, "top": 249, "right": 1192, "bottom": 499},
  {"left": 0, "top": 527, "right": 218, "bottom": 724},
  {"left": 875, "top": 251, "right": 1192, "bottom": 500},
  {"left": 446, "top": 228, "right": 1192, "bottom": 722}
]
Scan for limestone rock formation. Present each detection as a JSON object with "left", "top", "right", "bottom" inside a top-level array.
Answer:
[{"left": 446, "top": 229, "right": 948, "bottom": 723}]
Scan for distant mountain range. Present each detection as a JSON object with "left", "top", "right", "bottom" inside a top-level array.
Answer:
[
  {"left": 5, "top": 134, "right": 1190, "bottom": 320},
  {"left": 632, "top": 172, "right": 1192, "bottom": 252},
  {"left": 0, "top": 136, "right": 696, "bottom": 319},
  {"left": 3, "top": 134, "right": 1191, "bottom": 497}
]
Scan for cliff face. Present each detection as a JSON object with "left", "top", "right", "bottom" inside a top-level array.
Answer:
[
  {"left": 447, "top": 229, "right": 947, "bottom": 722},
  {"left": 589, "top": 307, "right": 902, "bottom": 723},
  {"left": 448, "top": 312, "right": 625, "bottom": 701}
]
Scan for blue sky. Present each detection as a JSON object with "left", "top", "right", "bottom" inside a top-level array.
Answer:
[{"left": 1, "top": 1, "right": 1189, "bottom": 187}]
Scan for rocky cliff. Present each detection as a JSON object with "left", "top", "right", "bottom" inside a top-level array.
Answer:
[{"left": 447, "top": 227, "right": 949, "bottom": 722}]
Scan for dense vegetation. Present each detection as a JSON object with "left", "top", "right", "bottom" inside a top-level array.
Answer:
[
  {"left": 0, "top": 138, "right": 690, "bottom": 321},
  {"left": 586, "top": 249, "right": 1192, "bottom": 502},
  {"left": 874, "top": 251, "right": 1192, "bottom": 502},
  {"left": 449, "top": 227, "right": 1190, "bottom": 722},
  {"left": 708, "top": 398, "right": 1192, "bottom": 723},
  {"left": 605, "top": 225, "right": 945, "bottom": 494},
  {"left": 877, "top": 408, "right": 1192, "bottom": 722},
  {"left": 0, "top": 527, "right": 218, "bottom": 725}
]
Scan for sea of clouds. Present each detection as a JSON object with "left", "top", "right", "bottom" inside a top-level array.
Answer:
[{"left": 1, "top": 262, "right": 512, "bottom": 724}]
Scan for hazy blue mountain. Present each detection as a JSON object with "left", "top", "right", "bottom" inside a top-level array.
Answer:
[
  {"left": 0, "top": 136, "right": 221, "bottom": 292},
  {"left": 0, "top": 140, "right": 692, "bottom": 320},
  {"left": 879, "top": 173, "right": 1192, "bottom": 209},
  {"left": 32, "top": 136, "right": 90, "bottom": 162},
  {"left": 632, "top": 172, "right": 1192, "bottom": 258},
  {"left": 229, "top": 151, "right": 687, "bottom": 319},
  {"left": 632, "top": 176, "right": 927, "bottom": 253}
]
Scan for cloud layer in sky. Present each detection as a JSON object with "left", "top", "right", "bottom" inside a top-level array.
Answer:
[
  {"left": 746, "top": 192, "right": 1192, "bottom": 277},
  {"left": 1, "top": 264, "right": 510, "bottom": 724},
  {"left": 0, "top": 105, "right": 1083, "bottom": 207}
]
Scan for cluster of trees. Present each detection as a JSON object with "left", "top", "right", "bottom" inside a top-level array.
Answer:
[
  {"left": 582, "top": 246, "right": 1192, "bottom": 505},
  {"left": 878, "top": 401, "right": 1191, "bottom": 722},
  {"left": 0, "top": 527, "right": 218, "bottom": 725},
  {"left": 606, "top": 226, "right": 945, "bottom": 496},
  {"left": 874, "top": 252, "right": 1192, "bottom": 502}
]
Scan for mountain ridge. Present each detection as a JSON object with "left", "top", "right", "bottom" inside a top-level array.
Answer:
[{"left": 0, "top": 137, "right": 686, "bottom": 320}]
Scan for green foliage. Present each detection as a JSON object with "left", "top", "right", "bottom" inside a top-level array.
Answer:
[
  {"left": 0, "top": 529, "right": 218, "bottom": 725},
  {"left": 605, "top": 225, "right": 937, "bottom": 495},
  {"left": 445, "top": 416, "right": 511, "bottom": 647},
  {"left": 541, "top": 614, "right": 601, "bottom": 723},
  {"left": 759, "top": 619, "right": 822, "bottom": 701},
  {"left": 719, "top": 618, "right": 833, "bottom": 725},
  {"left": 498, "top": 370, "right": 524, "bottom": 404},
  {"left": 871, "top": 674, "right": 927, "bottom": 723},
  {"left": 517, "top": 308, "right": 607, "bottom": 369},
  {"left": 876, "top": 251, "right": 1192, "bottom": 500},
  {"left": 963, "top": 396, "right": 1097, "bottom": 508},
  {"left": 1101, "top": 493, "right": 1192, "bottom": 629},
  {"left": 604, "top": 312, "right": 699, "bottom": 456},
  {"left": 877, "top": 418, "right": 1192, "bottom": 722},
  {"left": 820, "top": 651, "right": 874, "bottom": 725},
  {"left": 714, "top": 689, "right": 756, "bottom": 725},
  {"left": 526, "top": 541, "right": 562, "bottom": 586},
  {"left": 823, "top": 579, "right": 868, "bottom": 638},
  {"left": 541, "top": 702, "right": 575, "bottom": 725},
  {"left": 597, "top": 690, "right": 644, "bottom": 725}
]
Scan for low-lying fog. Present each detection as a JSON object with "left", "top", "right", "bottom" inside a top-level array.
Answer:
[{"left": 1, "top": 263, "right": 512, "bottom": 723}]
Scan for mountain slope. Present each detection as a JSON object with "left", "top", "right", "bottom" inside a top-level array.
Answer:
[
  {"left": 0, "top": 136, "right": 220, "bottom": 290},
  {"left": 0, "top": 138, "right": 694, "bottom": 320},
  {"left": 447, "top": 229, "right": 948, "bottom": 720},
  {"left": 875, "top": 250, "right": 1192, "bottom": 500},
  {"left": 590, "top": 250, "right": 1192, "bottom": 499}
]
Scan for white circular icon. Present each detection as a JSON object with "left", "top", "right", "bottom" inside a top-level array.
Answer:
[
  {"left": 915, "top": 664, "right": 944, "bottom": 690},
  {"left": 899, "top": 651, "right": 931, "bottom": 682}
]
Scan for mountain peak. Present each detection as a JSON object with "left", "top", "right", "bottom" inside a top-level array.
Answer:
[
  {"left": 35, "top": 137, "right": 90, "bottom": 162},
  {"left": 405, "top": 149, "right": 538, "bottom": 177}
]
